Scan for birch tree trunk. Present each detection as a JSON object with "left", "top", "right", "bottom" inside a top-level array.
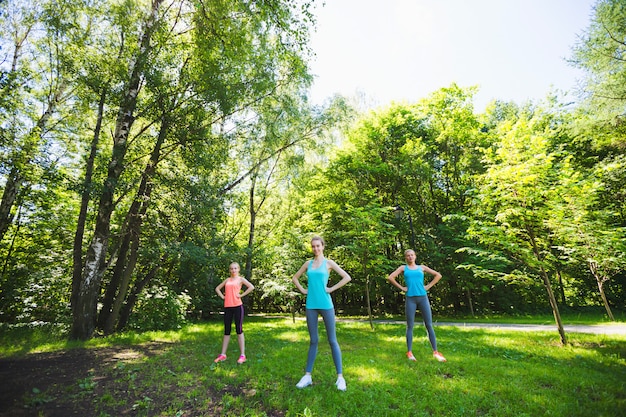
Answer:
[
  {"left": 71, "top": 89, "right": 107, "bottom": 312},
  {"left": 71, "top": 0, "right": 163, "bottom": 340}
]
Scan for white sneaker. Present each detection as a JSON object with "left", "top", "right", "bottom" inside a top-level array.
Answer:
[
  {"left": 296, "top": 374, "right": 312, "bottom": 389},
  {"left": 335, "top": 376, "right": 346, "bottom": 391}
]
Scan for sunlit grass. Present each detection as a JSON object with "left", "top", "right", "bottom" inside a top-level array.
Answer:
[{"left": 2, "top": 316, "right": 625, "bottom": 416}]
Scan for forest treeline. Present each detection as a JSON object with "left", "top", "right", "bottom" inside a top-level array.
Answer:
[{"left": 0, "top": 0, "right": 624, "bottom": 341}]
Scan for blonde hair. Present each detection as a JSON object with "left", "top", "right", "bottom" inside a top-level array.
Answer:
[
  {"left": 404, "top": 249, "right": 415, "bottom": 258},
  {"left": 311, "top": 235, "right": 325, "bottom": 246}
]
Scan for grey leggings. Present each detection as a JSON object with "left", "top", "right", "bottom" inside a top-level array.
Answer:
[
  {"left": 305, "top": 308, "right": 343, "bottom": 374},
  {"left": 406, "top": 296, "right": 438, "bottom": 352}
]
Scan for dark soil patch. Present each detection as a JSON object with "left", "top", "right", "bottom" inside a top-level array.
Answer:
[
  {"left": 0, "top": 343, "right": 284, "bottom": 417},
  {"left": 0, "top": 343, "right": 178, "bottom": 416}
]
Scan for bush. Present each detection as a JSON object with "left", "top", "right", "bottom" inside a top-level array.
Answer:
[{"left": 128, "top": 286, "right": 191, "bottom": 331}]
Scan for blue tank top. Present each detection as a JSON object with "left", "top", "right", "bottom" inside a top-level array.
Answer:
[
  {"left": 404, "top": 265, "right": 427, "bottom": 297},
  {"left": 305, "top": 258, "right": 333, "bottom": 309}
]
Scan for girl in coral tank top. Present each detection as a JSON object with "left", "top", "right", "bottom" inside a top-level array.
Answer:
[{"left": 214, "top": 262, "right": 254, "bottom": 364}]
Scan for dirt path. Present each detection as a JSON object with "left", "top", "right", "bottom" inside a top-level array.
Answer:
[
  {"left": 433, "top": 321, "right": 626, "bottom": 335},
  {"left": 338, "top": 318, "right": 626, "bottom": 335}
]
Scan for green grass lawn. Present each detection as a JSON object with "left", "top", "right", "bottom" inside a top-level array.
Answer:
[{"left": 1, "top": 316, "right": 625, "bottom": 416}]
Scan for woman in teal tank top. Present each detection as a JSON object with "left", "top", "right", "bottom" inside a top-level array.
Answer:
[
  {"left": 387, "top": 249, "right": 447, "bottom": 362},
  {"left": 292, "top": 236, "right": 352, "bottom": 391}
]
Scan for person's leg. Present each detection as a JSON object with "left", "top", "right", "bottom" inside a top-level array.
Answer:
[
  {"left": 222, "top": 308, "right": 235, "bottom": 354},
  {"left": 416, "top": 296, "right": 437, "bottom": 351},
  {"left": 304, "top": 309, "right": 320, "bottom": 373},
  {"left": 220, "top": 335, "right": 231, "bottom": 355},
  {"left": 296, "top": 309, "right": 319, "bottom": 388},
  {"left": 319, "top": 308, "right": 346, "bottom": 391},
  {"left": 234, "top": 305, "right": 246, "bottom": 361},
  {"left": 319, "top": 308, "right": 342, "bottom": 375},
  {"left": 215, "top": 308, "right": 234, "bottom": 362},
  {"left": 405, "top": 297, "right": 418, "bottom": 352}
]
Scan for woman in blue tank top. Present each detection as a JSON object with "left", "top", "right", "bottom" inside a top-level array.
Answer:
[
  {"left": 387, "top": 249, "right": 447, "bottom": 362},
  {"left": 292, "top": 236, "right": 352, "bottom": 391}
]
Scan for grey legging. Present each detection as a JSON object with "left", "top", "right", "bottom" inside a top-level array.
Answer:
[
  {"left": 405, "top": 295, "right": 438, "bottom": 352},
  {"left": 305, "top": 308, "right": 343, "bottom": 374}
]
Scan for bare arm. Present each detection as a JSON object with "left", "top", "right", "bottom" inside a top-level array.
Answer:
[
  {"left": 215, "top": 279, "right": 227, "bottom": 300},
  {"left": 238, "top": 278, "right": 255, "bottom": 298},
  {"left": 326, "top": 259, "right": 352, "bottom": 293},
  {"left": 292, "top": 261, "right": 309, "bottom": 295},
  {"left": 387, "top": 265, "right": 407, "bottom": 292},
  {"left": 422, "top": 265, "right": 442, "bottom": 291}
]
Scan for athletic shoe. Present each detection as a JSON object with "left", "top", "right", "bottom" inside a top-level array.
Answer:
[
  {"left": 237, "top": 355, "right": 246, "bottom": 364},
  {"left": 296, "top": 374, "right": 312, "bottom": 389},
  {"left": 335, "top": 376, "right": 346, "bottom": 391},
  {"left": 214, "top": 354, "right": 227, "bottom": 363},
  {"left": 433, "top": 351, "right": 447, "bottom": 362},
  {"left": 406, "top": 351, "right": 416, "bottom": 361}
]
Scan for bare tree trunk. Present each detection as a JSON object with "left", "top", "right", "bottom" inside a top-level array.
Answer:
[
  {"left": 528, "top": 227, "right": 567, "bottom": 345},
  {"left": 244, "top": 160, "right": 274, "bottom": 310},
  {"left": 597, "top": 281, "right": 615, "bottom": 321},
  {"left": 0, "top": 23, "right": 32, "bottom": 242},
  {"left": 1, "top": 205, "right": 22, "bottom": 278},
  {"left": 589, "top": 261, "right": 615, "bottom": 321},
  {"left": 0, "top": 169, "right": 20, "bottom": 242},
  {"left": 363, "top": 253, "right": 374, "bottom": 330},
  {"left": 556, "top": 268, "right": 567, "bottom": 306},
  {"left": 72, "top": 88, "right": 107, "bottom": 312},
  {"left": 101, "top": 117, "right": 167, "bottom": 334},
  {"left": 0, "top": 83, "right": 66, "bottom": 242},
  {"left": 466, "top": 288, "right": 475, "bottom": 317},
  {"left": 244, "top": 173, "right": 257, "bottom": 282},
  {"left": 71, "top": 0, "right": 163, "bottom": 340},
  {"left": 117, "top": 263, "right": 162, "bottom": 331},
  {"left": 539, "top": 266, "right": 567, "bottom": 345}
]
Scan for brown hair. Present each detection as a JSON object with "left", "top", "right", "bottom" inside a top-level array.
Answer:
[{"left": 311, "top": 236, "right": 325, "bottom": 246}]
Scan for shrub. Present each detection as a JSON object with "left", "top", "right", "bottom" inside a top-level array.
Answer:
[{"left": 128, "top": 286, "right": 191, "bottom": 331}]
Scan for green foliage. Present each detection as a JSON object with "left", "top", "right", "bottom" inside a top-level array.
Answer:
[
  {"left": 0, "top": 0, "right": 625, "bottom": 340},
  {"left": 571, "top": 0, "right": 626, "bottom": 115},
  {"left": 127, "top": 286, "right": 192, "bottom": 331}
]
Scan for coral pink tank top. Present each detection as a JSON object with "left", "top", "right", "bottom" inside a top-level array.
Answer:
[{"left": 224, "top": 278, "right": 243, "bottom": 307}]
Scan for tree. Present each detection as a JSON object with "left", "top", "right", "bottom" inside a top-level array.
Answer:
[
  {"left": 571, "top": 0, "right": 626, "bottom": 117},
  {"left": 549, "top": 155, "right": 626, "bottom": 320},
  {"left": 0, "top": 0, "right": 71, "bottom": 243},
  {"left": 336, "top": 203, "right": 395, "bottom": 329},
  {"left": 71, "top": 0, "right": 167, "bottom": 340},
  {"left": 70, "top": 0, "right": 317, "bottom": 339},
  {"left": 467, "top": 106, "right": 568, "bottom": 344}
]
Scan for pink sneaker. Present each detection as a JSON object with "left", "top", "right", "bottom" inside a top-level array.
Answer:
[
  {"left": 214, "top": 354, "right": 227, "bottom": 363},
  {"left": 433, "top": 351, "right": 447, "bottom": 362},
  {"left": 237, "top": 355, "right": 246, "bottom": 364},
  {"left": 406, "top": 351, "right": 416, "bottom": 361}
]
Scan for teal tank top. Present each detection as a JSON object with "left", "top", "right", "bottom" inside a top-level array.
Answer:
[
  {"left": 305, "top": 258, "right": 333, "bottom": 309},
  {"left": 404, "top": 265, "right": 427, "bottom": 297}
]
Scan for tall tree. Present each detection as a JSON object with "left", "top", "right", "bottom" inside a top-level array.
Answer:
[
  {"left": 571, "top": 0, "right": 626, "bottom": 117},
  {"left": 467, "top": 107, "right": 568, "bottom": 344},
  {"left": 71, "top": 0, "right": 166, "bottom": 340},
  {"left": 548, "top": 155, "right": 626, "bottom": 320},
  {"left": 0, "top": 0, "right": 70, "bottom": 243},
  {"left": 71, "top": 0, "right": 316, "bottom": 339}
]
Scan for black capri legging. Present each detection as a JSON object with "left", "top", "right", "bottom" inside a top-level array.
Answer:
[{"left": 223, "top": 305, "right": 244, "bottom": 335}]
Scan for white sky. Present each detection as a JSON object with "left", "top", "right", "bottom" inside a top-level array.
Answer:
[{"left": 307, "top": 0, "right": 597, "bottom": 111}]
